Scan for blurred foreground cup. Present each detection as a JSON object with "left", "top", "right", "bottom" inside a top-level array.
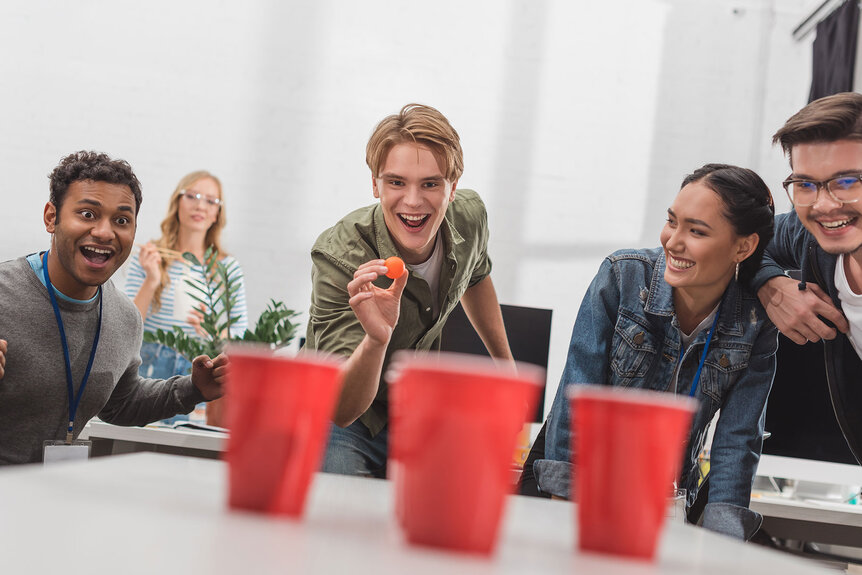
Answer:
[
  {"left": 388, "top": 351, "right": 544, "bottom": 554},
  {"left": 569, "top": 386, "right": 696, "bottom": 560},
  {"left": 224, "top": 345, "right": 342, "bottom": 518}
]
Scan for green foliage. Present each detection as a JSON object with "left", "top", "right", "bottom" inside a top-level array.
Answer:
[
  {"left": 144, "top": 247, "right": 300, "bottom": 359},
  {"left": 239, "top": 300, "right": 301, "bottom": 348}
]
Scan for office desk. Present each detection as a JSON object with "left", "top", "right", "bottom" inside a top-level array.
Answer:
[
  {"left": 79, "top": 420, "right": 226, "bottom": 459},
  {"left": 0, "top": 453, "right": 832, "bottom": 575},
  {"left": 752, "top": 455, "right": 862, "bottom": 550},
  {"left": 750, "top": 492, "right": 862, "bottom": 548}
]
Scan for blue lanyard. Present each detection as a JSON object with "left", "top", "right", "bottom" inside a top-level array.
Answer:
[
  {"left": 41, "top": 251, "right": 103, "bottom": 443},
  {"left": 677, "top": 301, "right": 722, "bottom": 398}
]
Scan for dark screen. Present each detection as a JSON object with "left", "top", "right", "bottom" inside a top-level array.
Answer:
[
  {"left": 440, "top": 303, "right": 553, "bottom": 422},
  {"left": 763, "top": 334, "right": 857, "bottom": 465}
]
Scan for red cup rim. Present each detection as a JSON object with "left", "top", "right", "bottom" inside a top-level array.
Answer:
[
  {"left": 388, "top": 350, "right": 545, "bottom": 387},
  {"left": 566, "top": 384, "right": 698, "bottom": 412},
  {"left": 224, "top": 343, "right": 344, "bottom": 370}
]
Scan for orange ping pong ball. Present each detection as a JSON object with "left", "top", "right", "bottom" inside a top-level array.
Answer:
[{"left": 384, "top": 256, "right": 405, "bottom": 279}]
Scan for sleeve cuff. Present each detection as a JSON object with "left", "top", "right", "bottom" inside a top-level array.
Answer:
[
  {"left": 177, "top": 375, "right": 205, "bottom": 411},
  {"left": 702, "top": 502, "right": 763, "bottom": 541},
  {"left": 533, "top": 459, "right": 572, "bottom": 499},
  {"left": 750, "top": 265, "right": 788, "bottom": 294}
]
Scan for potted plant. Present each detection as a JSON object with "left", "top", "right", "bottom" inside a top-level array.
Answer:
[{"left": 143, "top": 246, "right": 300, "bottom": 427}]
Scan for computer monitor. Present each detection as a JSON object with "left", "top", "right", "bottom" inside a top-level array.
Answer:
[{"left": 439, "top": 303, "right": 553, "bottom": 422}]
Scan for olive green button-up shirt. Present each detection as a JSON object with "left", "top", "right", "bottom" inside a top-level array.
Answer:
[{"left": 306, "top": 189, "right": 492, "bottom": 436}]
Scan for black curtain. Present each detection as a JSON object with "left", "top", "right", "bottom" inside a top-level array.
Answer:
[{"left": 810, "top": 0, "right": 860, "bottom": 101}]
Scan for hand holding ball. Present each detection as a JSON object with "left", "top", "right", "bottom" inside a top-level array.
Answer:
[{"left": 384, "top": 256, "right": 405, "bottom": 279}]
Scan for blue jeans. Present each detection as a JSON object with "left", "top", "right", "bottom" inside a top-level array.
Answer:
[
  {"left": 139, "top": 342, "right": 197, "bottom": 425},
  {"left": 322, "top": 420, "right": 388, "bottom": 478}
]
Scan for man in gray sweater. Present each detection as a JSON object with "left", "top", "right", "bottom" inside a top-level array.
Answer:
[{"left": 0, "top": 151, "right": 228, "bottom": 465}]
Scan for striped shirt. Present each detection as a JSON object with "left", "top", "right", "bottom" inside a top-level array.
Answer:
[{"left": 124, "top": 252, "right": 249, "bottom": 339}]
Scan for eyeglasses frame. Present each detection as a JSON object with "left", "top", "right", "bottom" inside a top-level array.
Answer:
[
  {"left": 782, "top": 174, "right": 862, "bottom": 207},
  {"left": 180, "top": 190, "right": 222, "bottom": 208}
]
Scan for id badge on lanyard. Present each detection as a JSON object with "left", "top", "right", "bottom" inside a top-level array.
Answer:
[
  {"left": 40, "top": 250, "right": 101, "bottom": 465},
  {"left": 43, "top": 439, "right": 91, "bottom": 463}
]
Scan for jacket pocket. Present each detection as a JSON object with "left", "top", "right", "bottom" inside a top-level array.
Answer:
[
  {"left": 701, "top": 346, "right": 750, "bottom": 403},
  {"left": 610, "top": 311, "right": 658, "bottom": 383}
]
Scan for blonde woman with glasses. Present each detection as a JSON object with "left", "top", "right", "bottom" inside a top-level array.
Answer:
[{"left": 124, "top": 171, "right": 248, "bottom": 425}]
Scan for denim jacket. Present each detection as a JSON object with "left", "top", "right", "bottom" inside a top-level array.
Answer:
[
  {"left": 539, "top": 248, "right": 778, "bottom": 538},
  {"left": 752, "top": 211, "right": 862, "bottom": 465}
]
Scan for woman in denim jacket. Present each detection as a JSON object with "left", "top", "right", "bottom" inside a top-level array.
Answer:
[{"left": 536, "top": 164, "right": 777, "bottom": 540}]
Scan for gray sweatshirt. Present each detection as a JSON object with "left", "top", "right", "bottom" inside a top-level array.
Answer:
[{"left": 0, "top": 256, "right": 204, "bottom": 464}]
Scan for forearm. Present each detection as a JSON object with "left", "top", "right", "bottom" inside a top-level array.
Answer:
[
  {"left": 709, "top": 339, "right": 776, "bottom": 507},
  {"left": 333, "top": 335, "right": 389, "bottom": 427},
  {"left": 460, "top": 276, "right": 513, "bottom": 361},
  {"left": 751, "top": 211, "right": 806, "bottom": 293},
  {"left": 100, "top": 372, "right": 203, "bottom": 426},
  {"left": 132, "top": 280, "right": 159, "bottom": 320}
]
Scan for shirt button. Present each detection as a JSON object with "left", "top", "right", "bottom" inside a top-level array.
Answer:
[
  {"left": 425, "top": 307, "right": 431, "bottom": 312},
  {"left": 633, "top": 332, "right": 645, "bottom": 345},
  {"left": 719, "top": 354, "right": 730, "bottom": 368}
]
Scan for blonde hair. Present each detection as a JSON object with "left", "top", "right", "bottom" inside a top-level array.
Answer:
[
  {"left": 151, "top": 171, "right": 227, "bottom": 312},
  {"left": 366, "top": 103, "right": 464, "bottom": 181}
]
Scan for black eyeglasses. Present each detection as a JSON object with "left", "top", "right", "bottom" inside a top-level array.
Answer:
[
  {"left": 181, "top": 191, "right": 222, "bottom": 207},
  {"left": 782, "top": 174, "right": 862, "bottom": 207}
]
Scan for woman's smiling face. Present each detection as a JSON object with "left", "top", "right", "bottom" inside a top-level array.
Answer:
[{"left": 660, "top": 181, "right": 746, "bottom": 293}]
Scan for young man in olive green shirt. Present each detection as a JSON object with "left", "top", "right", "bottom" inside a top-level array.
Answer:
[{"left": 306, "top": 104, "right": 513, "bottom": 477}]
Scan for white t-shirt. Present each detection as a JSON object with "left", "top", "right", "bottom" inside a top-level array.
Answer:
[
  {"left": 835, "top": 254, "right": 862, "bottom": 360},
  {"left": 407, "top": 233, "right": 444, "bottom": 317},
  {"left": 672, "top": 304, "right": 720, "bottom": 395}
]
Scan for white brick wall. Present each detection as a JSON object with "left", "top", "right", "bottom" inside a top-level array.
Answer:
[{"left": 0, "top": 0, "right": 824, "bottom": 412}]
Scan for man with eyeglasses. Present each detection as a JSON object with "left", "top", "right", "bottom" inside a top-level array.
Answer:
[{"left": 753, "top": 92, "right": 862, "bottom": 465}]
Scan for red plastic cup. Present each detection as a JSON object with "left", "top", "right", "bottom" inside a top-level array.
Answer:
[
  {"left": 224, "top": 346, "right": 343, "bottom": 518},
  {"left": 388, "top": 352, "right": 544, "bottom": 554},
  {"left": 570, "top": 386, "right": 696, "bottom": 560}
]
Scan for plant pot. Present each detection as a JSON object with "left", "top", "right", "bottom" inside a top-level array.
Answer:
[{"left": 206, "top": 397, "right": 227, "bottom": 428}]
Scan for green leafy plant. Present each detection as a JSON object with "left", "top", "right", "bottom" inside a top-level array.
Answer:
[{"left": 143, "top": 246, "right": 300, "bottom": 359}]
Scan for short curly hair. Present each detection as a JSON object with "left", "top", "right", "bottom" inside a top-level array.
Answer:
[{"left": 49, "top": 151, "right": 142, "bottom": 220}]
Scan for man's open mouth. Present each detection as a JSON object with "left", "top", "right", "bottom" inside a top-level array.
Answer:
[
  {"left": 818, "top": 216, "right": 857, "bottom": 230},
  {"left": 398, "top": 214, "right": 429, "bottom": 229},
  {"left": 80, "top": 246, "right": 114, "bottom": 265}
]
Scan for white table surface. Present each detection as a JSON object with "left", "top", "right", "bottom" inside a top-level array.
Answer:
[
  {"left": 0, "top": 453, "right": 834, "bottom": 575},
  {"left": 79, "top": 420, "right": 227, "bottom": 452},
  {"left": 751, "top": 492, "right": 862, "bottom": 525}
]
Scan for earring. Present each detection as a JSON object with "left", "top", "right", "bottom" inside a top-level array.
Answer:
[{"left": 735, "top": 262, "right": 740, "bottom": 282}]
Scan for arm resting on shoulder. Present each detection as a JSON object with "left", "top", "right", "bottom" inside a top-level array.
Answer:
[{"left": 753, "top": 212, "right": 847, "bottom": 343}]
